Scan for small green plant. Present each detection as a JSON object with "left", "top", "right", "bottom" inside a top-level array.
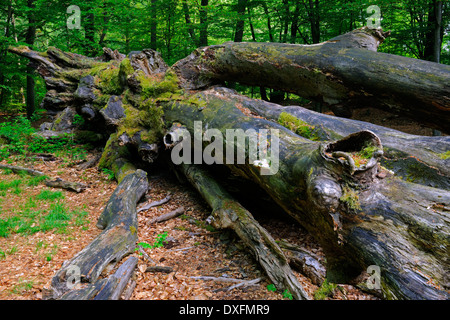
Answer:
[
  {"left": 278, "top": 112, "right": 320, "bottom": 141},
  {"left": 314, "top": 280, "right": 338, "bottom": 300},
  {"left": 282, "top": 289, "right": 293, "bottom": 300},
  {"left": 11, "top": 279, "right": 34, "bottom": 294},
  {"left": 266, "top": 284, "right": 277, "bottom": 292},
  {"left": 102, "top": 168, "right": 115, "bottom": 181},
  {"left": 135, "top": 232, "right": 169, "bottom": 254}
]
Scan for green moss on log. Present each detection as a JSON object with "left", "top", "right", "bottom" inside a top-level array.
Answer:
[{"left": 278, "top": 112, "right": 320, "bottom": 141}]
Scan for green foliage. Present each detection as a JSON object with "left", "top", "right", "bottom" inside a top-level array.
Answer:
[
  {"left": 0, "top": 115, "right": 88, "bottom": 162},
  {"left": 35, "top": 190, "right": 65, "bottom": 201},
  {"left": 135, "top": 231, "right": 169, "bottom": 254},
  {"left": 314, "top": 280, "right": 338, "bottom": 300}
]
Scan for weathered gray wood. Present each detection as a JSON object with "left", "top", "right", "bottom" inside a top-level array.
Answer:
[
  {"left": 177, "top": 163, "right": 310, "bottom": 300},
  {"left": 47, "top": 169, "right": 148, "bottom": 300},
  {"left": 148, "top": 206, "right": 185, "bottom": 224},
  {"left": 227, "top": 88, "right": 450, "bottom": 190},
  {"left": 163, "top": 87, "right": 449, "bottom": 300}
]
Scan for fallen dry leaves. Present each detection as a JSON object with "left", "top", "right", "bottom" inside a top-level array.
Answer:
[{"left": 0, "top": 152, "right": 377, "bottom": 300}]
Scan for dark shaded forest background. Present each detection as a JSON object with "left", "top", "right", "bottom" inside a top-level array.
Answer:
[{"left": 0, "top": 0, "right": 449, "bottom": 118}]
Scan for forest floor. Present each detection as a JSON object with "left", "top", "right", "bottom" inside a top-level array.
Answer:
[{"left": 0, "top": 105, "right": 432, "bottom": 301}]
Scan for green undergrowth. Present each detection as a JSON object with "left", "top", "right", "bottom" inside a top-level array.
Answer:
[
  {"left": 0, "top": 187, "right": 89, "bottom": 238},
  {"left": 314, "top": 280, "right": 338, "bottom": 300},
  {"left": 0, "top": 115, "right": 89, "bottom": 162}
]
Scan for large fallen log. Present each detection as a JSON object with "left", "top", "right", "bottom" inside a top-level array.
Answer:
[
  {"left": 173, "top": 27, "right": 450, "bottom": 133},
  {"left": 215, "top": 88, "right": 450, "bottom": 190},
  {"left": 45, "top": 169, "right": 148, "bottom": 300},
  {"left": 162, "top": 87, "right": 449, "bottom": 300},
  {"left": 9, "top": 27, "right": 449, "bottom": 300}
]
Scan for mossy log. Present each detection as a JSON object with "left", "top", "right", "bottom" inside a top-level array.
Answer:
[
  {"left": 176, "top": 162, "right": 310, "bottom": 300},
  {"left": 222, "top": 88, "right": 450, "bottom": 190},
  {"left": 10, "top": 28, "right": 450, "bottom": 300},
  {"left": 162, "top": 87, "right": 449, "bottom": 299},
  {"left": 173, "top": 27, "right": 450, "bottom": 133},
  {"left": 46, "top": 169, "right": 148, "bottom": 300}
]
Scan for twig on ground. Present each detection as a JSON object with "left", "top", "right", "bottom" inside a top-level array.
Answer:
[
  {"left": 137, "top": 194, "right": 172, "bottom": 213},
  {"left": 148, "top": 206, "right": 185, "bottom": 224}
]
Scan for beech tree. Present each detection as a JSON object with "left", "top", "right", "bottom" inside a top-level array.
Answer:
[{"left": 9, "top": 26, "right": 449, "bottom": 300}]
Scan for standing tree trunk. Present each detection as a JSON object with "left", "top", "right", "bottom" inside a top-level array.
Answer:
[
  {"left": 233, "top": 0, "right": 247, "bottom": 43},
  {"left": 25, "top": 0, "right": 36, "bottom": 119},
  {"left": 150, "top": 0, "right": 157, "bottom": 50},
  {"left": 199, "top": 0, "right": 209, "bottom": 47}
]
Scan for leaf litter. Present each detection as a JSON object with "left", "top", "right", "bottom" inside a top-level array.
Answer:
[{"left": 0, "top": 152, "right": 377, "bottom": 300}]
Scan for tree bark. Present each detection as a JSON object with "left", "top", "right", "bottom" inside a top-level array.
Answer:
[
  {"left": 232, "top": 91, "right": 450, "bottom": 190},
  {"left": 25, "top": 0, "right": 36, "bottom": 119},
  {"left": 45, "top": 169, "right": 148, "bottom": 299},
  {"left": 173, "top": 28, "right": 450, "bottom": 133},
  {"left": 9, "top": 27, "right": 450, "bottom": 300},
  {"left": 199, "top": 0, "right": 209, "bottom": 47}
]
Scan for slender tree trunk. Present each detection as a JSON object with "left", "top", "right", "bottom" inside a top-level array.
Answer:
[
  {"left": 262, "top": 1, "right": 274, "bottom": 42},
  {"left": 150, "top": 0, "right": 157, "bottom": 50},
  {"left": 233, "top": 0, "right": 247, "bottom": 42},
  {"left": 182, "top": 0, "right": 197, "bottom": 46},
  {"left": 199, "top": 0, "right": 209, "bottom": 47},
  {"left": 25, "top": 0, "right": 36, "bottom": 119}
]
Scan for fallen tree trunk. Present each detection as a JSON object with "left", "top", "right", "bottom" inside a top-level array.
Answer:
[
  {"left": 219, "top": 88, "right": 450, "bottom": 190},
  {"left": 9, "top": 28, "right": 449, "bottom": 300},
  {"left": 162, "top": 87, "right": 449, "bottom": 299},
  {"left": 45, "top": 169, "right": 148, "bottom": 299},
  {"left": 0, "top": 163, "right": 88, "bottom": 192},
  {"left": 177, "top": 162, "right": 310, "bottom": 300},
  {"left": 173, "top": 28, "right": 450, "bottom": 133}
]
